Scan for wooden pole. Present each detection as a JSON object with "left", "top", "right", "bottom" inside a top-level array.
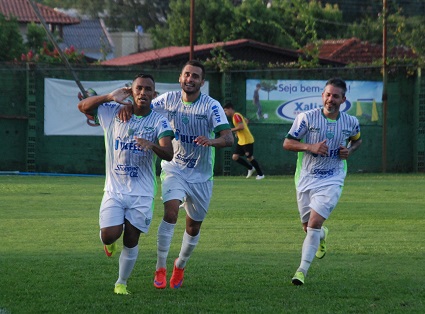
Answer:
[
  {"left": 190, "top": 0, "right": 195, "bottom": 60},
  {"left": 382, "top": 0, "right": 388, "bottom": 172}
]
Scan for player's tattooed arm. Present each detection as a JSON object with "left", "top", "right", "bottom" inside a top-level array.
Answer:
[
  {"left": 194, "top": 129, "right": 234, "bottom": 148},
  {"left": 215, "top": 129, "right": 234, "bottom": 148},
  {"left": 222, "top": 130, "right": 234, "bottom": 147}
]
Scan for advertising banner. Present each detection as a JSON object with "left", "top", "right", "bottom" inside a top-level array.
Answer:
[{"left": 246, "top": 79, "right": 383, "bottom": 125}]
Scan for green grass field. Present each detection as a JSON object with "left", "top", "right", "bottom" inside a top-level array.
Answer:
[{"left": 1, "top": 174, "right": 424, "bottom": 313}]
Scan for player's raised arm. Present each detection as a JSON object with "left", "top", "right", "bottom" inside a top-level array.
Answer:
[{"left": 78, "top": 87, "right": 132, "bottom": 115}]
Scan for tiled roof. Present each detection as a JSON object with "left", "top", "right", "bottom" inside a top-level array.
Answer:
[
  {"left": 0, "top": 0, "right": 79, "bottom": 25},
  {"left": 101, "top": 38, "right": 343, "bottom": 67},
  {"left": 305, "top": 37, "right": 417, "bottom": 64},
  {"left": 61, "top": 19, "right": 114, "bottom": 60}
]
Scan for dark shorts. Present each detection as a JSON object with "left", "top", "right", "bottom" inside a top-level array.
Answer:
[{"left": 235, "top": 143, "right": 254, "bottom": 158}]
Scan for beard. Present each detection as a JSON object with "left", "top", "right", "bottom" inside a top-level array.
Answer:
[
  {"left": 181, "top": 82, "right": 200, "bottom": 95},
  {"left": 324, "top": 103, "right": 338, "bottom": 114}
]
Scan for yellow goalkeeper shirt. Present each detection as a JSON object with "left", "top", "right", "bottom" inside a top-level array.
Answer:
[{"left": 233, "top": 112, "right": 254, "bottom": 145}]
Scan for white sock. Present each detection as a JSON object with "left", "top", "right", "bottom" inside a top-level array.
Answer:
[
  {"left": 156, "top": 220, "right": 176, "bottom": 270},
  {"left": 116, "top": 245, "right": 139, "bottom": 285},
  {"left": 298, "top": 227, "right": 321, "bottom": 275},
  {"left": 320, "top": 227, "right": 326, "bottom": 240},
  {"left": 176, "top": 231, "right": 200, "bottom": 269}
]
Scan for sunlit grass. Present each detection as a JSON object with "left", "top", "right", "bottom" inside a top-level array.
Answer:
[{"left": 0, "top": 174, "right": 424, "bottom": 313}]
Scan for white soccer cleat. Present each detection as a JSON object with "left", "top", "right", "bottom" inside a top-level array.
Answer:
[{"left": 246, "top": 168, "right": 256, "bottom": 178}]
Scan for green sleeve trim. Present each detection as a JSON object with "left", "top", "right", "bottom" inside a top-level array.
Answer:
[
  {"left": 158, "top": 130, "right": 175, "bottom": 140},
  {"left": 214, "top": 123, "right": 231, "bottom": 133},
  {"left": 286, "top": 133, "right": 300, "bottom": 140}
]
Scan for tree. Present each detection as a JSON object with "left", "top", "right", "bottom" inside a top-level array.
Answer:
[
  {"left": 230, "top": 0, "right": 297, "bottom": 48},
  {"left": 150, "top": 0, "right": 346, "bottom": 50},
  {"left": 0, "top": 14, "right": 24, "bottom": 61},
  {"left": 39, "top": 0, "right": 170, "bottom": 32},
  {"left": 25, "top": 22, "right": 56, "bottom": 51},
  {"left": 345, "top": 9, "right": 425, "bottom": 64},
  {"left": 151, "top": 0, "right": 236, "bottom": 48}
]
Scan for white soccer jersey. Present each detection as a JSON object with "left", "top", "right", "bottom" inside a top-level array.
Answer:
[
  {"left": 96, "top": 102, "right": 174, "bottom": 196},
  {"left": 286, "top": 108, "right": 361, "bottom": 192},
  {"left": 152, "top": 91, "right": 230, "bottom": 183}
]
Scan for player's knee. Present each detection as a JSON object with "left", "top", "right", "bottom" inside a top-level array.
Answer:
[
  {"left": 186, "top": 222, "right": 202, "bottom": 237},
  {"left": 163, "top": 203, "right": 180, "bottom": 224},
  {"left": 232, "top": 154, "right": 239, "bottom": 161},
  {"left": 101, "top": 227, "right": 122, "bottom": 244}
]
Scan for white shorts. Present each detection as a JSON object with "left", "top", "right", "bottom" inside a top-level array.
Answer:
[
  {"left": 296, "top": 185, "right": 342, "bottom": 223},
  {"left": 161, "top": 173, "right": 213, "bottom": 222},
  {"left": 99, "top": 191, "right": 154, "bottom": 233}
]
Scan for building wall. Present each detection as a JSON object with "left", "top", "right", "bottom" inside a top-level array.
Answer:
[{"left": 109, "top": 32, "right": 153, "bottom": 58}]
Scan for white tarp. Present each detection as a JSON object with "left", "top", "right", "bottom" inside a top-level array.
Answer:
[{"left": 44, "top": 78, "right": 209, "bottom": 136}]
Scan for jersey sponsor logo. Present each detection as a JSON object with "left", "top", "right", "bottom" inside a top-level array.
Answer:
[
  {"left": 311, "top": 168, "right": 335, "bottom": 178},
  {"left": 342, "top": 129, "right": 352, "bottom": 137},
  {"left": 143, "top": 126, "right": 155, "bottom": 132},
  {"left": 175, "top": 154, "right": 197, "bottom": 168},
  {"left": 195, "top": 114, "right": 208, "bottom": 120},
  {"left": 312, "top": 148, "right": 340, "bottom": 158},
  {"left": 329, "top": 148, "right": 340, "bottom": 158},
  {"left": 211, "top": 105, "right": 222, "bottom": 123},
  {"left": 115, "top": 137, "right": 142, "bottom": 151},
  {"left": 114, "top": 164, "right": 139, "bottom": 177},
  {"left": 277, "top": 96, "right": 352, "bottom": 121},
  {"left": 104, "top": 102, "right": 118, "bottom": 109},
  {"left": 114, "top": 137, "right": 146, "bottom": 156},
  {"left": 309, "top": 127, "right": 321, "bottom": 133},
  {"left": 293, "top": 120, "right": 307, "bottom": 137},
  {"left": 174, "top": 129, "right": 198, "bottom": 146}
]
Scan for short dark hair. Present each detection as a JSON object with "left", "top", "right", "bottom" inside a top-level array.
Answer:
[
  {"left": 223, "top": 102, "right": 234, "bottom": 109},
  {"left": 133, "top": 73, "right": 155, "bottom": 83},
  {"left": 325, "top": 78, "right": 347, "bottom": 96},
  {"left": 183, "top": 60, "right": 205, "bottom": 79}
]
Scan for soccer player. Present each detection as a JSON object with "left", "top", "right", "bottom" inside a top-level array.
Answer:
[
  {"left": 283, "top": 78, "right": 362, "bottom": 285},
  {"left": 223, "top": 102, "right": 265, "bottom": 179},
  {"left": 77, "top": 74, "right": 174, "bottom": 295},
  {"left": 119, "top": 60, "right": 233, "bottom": 289}
]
